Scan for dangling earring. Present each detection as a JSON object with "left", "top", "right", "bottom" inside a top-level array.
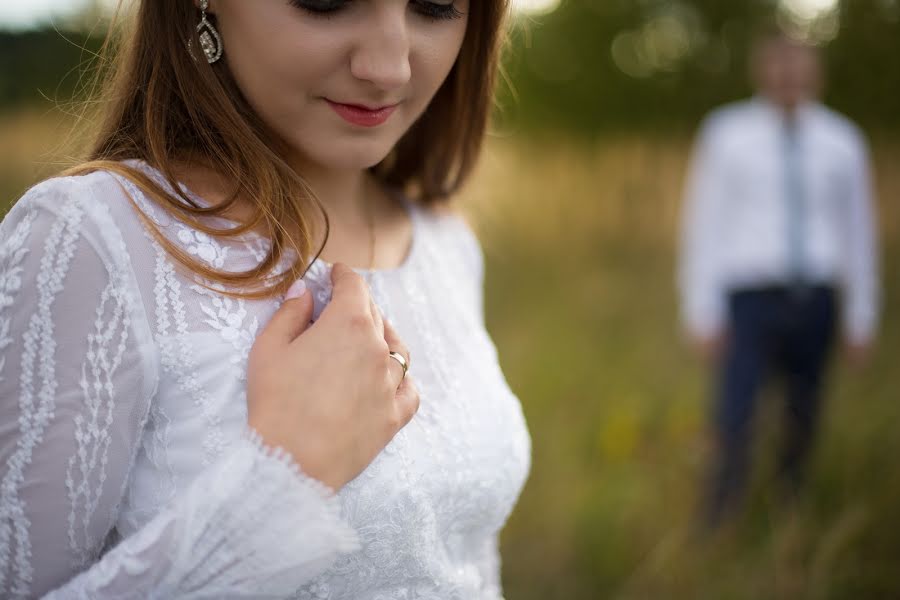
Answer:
[{"left": 194, "top": 0, "right": 223, "bottom": 64}]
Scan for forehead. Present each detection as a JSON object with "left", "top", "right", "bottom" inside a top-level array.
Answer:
[{"left": 757, "top": 37, "right": 818, "bottom": 62}]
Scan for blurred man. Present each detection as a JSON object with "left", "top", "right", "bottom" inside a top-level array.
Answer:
[{"left": 678, "top": 28, "right": 879, "bottom": 529}]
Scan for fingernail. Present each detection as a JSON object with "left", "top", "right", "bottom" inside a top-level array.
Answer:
[{"left": 285, "top": 279, "right": 307, "bottom": 300}]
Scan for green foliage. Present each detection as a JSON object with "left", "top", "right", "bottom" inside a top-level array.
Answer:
[
  {"left": 0, "top": 29, "right": 103, "bottom": 109},
  {"left": 498, "top": 0, "right": 900, "bottom": 135},
  {"left": 1, "top": 1, "right": 899, "bottom": 134}
]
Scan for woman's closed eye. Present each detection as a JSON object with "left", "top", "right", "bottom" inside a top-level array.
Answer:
[{"left": 288, "top": 0, "right": 464, "bottom": 21}]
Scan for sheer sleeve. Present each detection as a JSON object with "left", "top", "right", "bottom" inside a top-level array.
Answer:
[{"left": 0, "top": 178, "right": 358, "bottom": 599}]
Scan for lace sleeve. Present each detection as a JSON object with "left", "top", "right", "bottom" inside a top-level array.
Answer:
[{"left": 0, "top": 179, "right": 358, "bottom": 599}]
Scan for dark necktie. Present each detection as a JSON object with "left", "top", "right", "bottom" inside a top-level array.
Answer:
[{"left": 782, "top": 115, "right": 807, "bottom": 289}]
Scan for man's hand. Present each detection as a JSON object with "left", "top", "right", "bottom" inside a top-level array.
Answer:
[
  {"left": 690, "top": 331, "right": 728, "bottom": 365},
  {"left": 844, "top": 339, "right": 873, "bottom": 370}
]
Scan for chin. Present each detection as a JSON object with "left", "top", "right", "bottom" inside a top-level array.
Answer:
[{"left": 300, "top": 136, "right": 399, "bottom": 172}]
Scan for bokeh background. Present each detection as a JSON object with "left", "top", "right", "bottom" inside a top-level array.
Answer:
[{"left": 1, "top": 1, "right": 898, "bottom": 598}]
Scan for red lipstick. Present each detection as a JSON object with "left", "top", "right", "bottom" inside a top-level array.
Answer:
[{"left": 326, "top": 99, "right": 398, "bottom": 128}]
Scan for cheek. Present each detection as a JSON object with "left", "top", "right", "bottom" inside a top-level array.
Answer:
[
  {"left": 217, "top": 9, "right": 344, "bottom": 122},
  {"left": 410, "top": 24, "right": 468, "bottom": 105}
]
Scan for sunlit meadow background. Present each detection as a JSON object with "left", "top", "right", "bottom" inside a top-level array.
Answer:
[{"left": 2, "top": 0, "right": 899, "bottom": 597}]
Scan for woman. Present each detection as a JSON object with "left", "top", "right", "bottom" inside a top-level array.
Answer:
[{"left": 0, "top": 0, "right": 530, "bottom": 597}]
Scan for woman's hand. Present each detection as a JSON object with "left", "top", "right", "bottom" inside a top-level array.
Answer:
[{"left": 246, "top": 263, "right": 419, "bottom": 491}]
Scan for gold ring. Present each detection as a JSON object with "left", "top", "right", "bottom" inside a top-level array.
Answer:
[{"left": 388, "top": 350, "right": 408, "bottom": 380}]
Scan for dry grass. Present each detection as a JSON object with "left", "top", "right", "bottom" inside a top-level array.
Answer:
[
  {"left": 2, "top": 109, "right": 899, "bottom": 598},
  {"left": 0, "top": 109, "right": 84, "bottom": 202},
  {"left": 458, "top": 134, "right": 900, "bottom": 599}
]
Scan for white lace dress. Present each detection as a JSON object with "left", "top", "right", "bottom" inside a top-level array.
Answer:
[{"left": 0, "top": 160, "right": 531, "bottom": 599}]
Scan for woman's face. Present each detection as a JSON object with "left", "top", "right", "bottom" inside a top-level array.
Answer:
[{"left": 210, "top": 0, "right": 469, "bottom": 172}]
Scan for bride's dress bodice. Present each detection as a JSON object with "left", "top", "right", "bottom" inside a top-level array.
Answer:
[{"left": 0, "top": 161, "right": 530, "bottom": 599}]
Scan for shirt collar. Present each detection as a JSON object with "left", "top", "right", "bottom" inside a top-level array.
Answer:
[{"left": 752, "top": 95, "right": 821, "bottom": 131}]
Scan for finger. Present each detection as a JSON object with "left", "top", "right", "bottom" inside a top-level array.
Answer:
[
  {"left": 383, "top": 318, "right": 410, "bottom": 386},
  {"left": 326, "top": 263, "right": 372, "bottom": 318},
  {"left": 255, "top": 278, "right": 315, "bottom": 349},
  {"left": 394, "top": 377, "right": 420, "bottom": 428},
  {"left": 382, "top": 318, "right": 409, "bottom": 364},
  {"left": 370, "top": 296, "right": 384, "bottom": 338}
]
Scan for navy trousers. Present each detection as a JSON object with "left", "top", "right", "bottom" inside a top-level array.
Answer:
[{"left": 705, "top": 284, "right": 837, "bottom": 527}]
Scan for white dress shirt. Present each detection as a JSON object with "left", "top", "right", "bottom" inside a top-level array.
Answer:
[
  {"left": 0, "top": 160, "right": 530, "bottom": 599},
  {"left": 678, "top": 96, "right": 879, "bottom": 344}
]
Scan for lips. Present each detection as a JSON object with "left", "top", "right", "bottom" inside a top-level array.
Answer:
[{"left": 325, "top": 99, "right": 399, "bottom": 128}]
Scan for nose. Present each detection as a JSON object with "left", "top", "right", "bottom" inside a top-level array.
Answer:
[{"left": 349, "top": 7, "right": 412, "bottom": 92}]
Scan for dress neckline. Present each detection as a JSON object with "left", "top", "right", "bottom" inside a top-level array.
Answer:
[{"left": 124, "top": 158, "right": 421, "bottom": 277}]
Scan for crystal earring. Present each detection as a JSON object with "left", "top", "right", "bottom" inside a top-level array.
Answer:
[{"left": 195, "top": 0, "right": 223, "bottom": 64}]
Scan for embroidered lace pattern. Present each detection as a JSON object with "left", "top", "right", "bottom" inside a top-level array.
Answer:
[{"left": 0, "top": 163, "right": 530, "bottom": 599}]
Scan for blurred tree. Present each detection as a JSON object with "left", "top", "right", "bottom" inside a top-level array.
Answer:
[
  {"left": 0, "top": 30, "right": 102, "bottom": 108},
  {"left": 0, "top": 0, "right": 898, "bottom": 134},
  {"left": 498, "top": 0, "right": 900, "bottom": 136},
  {"left": 826, "top": 0, "right": 900, "bottom": 128}
]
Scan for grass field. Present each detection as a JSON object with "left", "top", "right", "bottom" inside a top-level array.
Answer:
[
  {"left": 463, "top": 135, "right": 900, "bottom": 599},
  {"left": 2, "top": 109, "right": 898, "bottom": 598}
]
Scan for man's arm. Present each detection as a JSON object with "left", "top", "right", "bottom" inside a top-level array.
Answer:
[
  {"left": 678, "top": 115, "right": 729, "bottom": 360},
  {"left": 840, "top": 128, "right": 880, "bottom": 363}
]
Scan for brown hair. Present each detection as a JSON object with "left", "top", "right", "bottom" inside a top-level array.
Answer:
[{"left": 64, "top": 0, "right": 510, "bottom": 299}]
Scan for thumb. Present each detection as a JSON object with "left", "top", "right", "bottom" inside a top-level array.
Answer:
[{"left": 257, "top": 278, "right": 315, "bottom": 349}]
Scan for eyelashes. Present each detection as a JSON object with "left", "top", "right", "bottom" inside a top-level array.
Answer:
[
  {"left": 288, "top": 0, "right": 464, "bottom": 21},
  {"left": 410, "top": 0, "right": 464, "bottom": 20}
]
